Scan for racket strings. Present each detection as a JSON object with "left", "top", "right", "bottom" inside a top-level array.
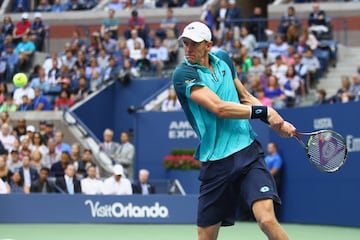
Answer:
[{"left": 307, "top": 132, "right": 347, "bottom": 172}]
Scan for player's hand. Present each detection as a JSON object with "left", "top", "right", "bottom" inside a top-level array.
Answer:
[{"left": 277, "top": 121, "right": 296, "bottom": 138}]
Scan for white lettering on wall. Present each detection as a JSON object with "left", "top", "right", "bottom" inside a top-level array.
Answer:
[
  {"left": 85, "top": 200, "right": 169, "bottom": 218},
  {"left": 168, "top": 121, "right": 197, "bottom": 139}
]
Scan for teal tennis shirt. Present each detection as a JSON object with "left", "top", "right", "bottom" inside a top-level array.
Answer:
[{"left": 172, "top": 50, "right": 257, "bottom": 162}]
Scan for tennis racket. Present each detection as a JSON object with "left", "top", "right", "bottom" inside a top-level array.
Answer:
[{"left": 294, "top": 130, "right": 348, "bottom": 173}]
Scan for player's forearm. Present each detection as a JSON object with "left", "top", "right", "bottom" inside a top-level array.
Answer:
[
  {"left": 216, "top": 101, "right": 252, "bottom": 119},
  {"left": 233, "top": 78, "right": 262, "bottom": 106}
]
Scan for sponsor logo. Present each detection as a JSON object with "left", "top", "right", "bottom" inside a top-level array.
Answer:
[
  {"left": 168, "top": 121, "right": 197, "bottom": 139},
  {"left": 260, "top": 186, "right": 270, "bottom": 193},
  {"left": 185, "top": 79, "right": 196, "bottom": 84},
  {"left": 85, "top": 200, "right": 169, "bottom": 218},
  {"left": 255, "top": 109, "right": 263, "bottom": 115},
  {"left": 313, "top": 118, "right": 333, "bottom": 130},
  {"left": 346, "top": 135, "right": 360, "bottom": 152}
]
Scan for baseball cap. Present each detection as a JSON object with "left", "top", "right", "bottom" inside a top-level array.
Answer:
[
  {"left": 113, "top": 164, "right": 124, "bottom": 176},
  {"left": 179, "top": 21, "right": 212, "bottom": 43},
  {"left": 21, "top": 12, "right": 29, "bottom": 19},
  {"left": 34, "top": 12, "right": 42, "bottom": 19},
  {"left": 26, "top": 125, "right": 35, "bottom": 132}
]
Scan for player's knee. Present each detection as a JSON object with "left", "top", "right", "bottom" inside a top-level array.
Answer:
[{"left": 257, "top": 214, "right": 277, "bottom": 232}]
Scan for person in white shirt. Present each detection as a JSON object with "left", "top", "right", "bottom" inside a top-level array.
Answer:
[
  {"left": 102, "top": 164, "right": 132, "bottom": 195},
  {"left": 81, "top": 165, "right": 103, "bottom": 195},
  {"left": 13, "top": 83, "right": 35, "bottom": 106},
  {"left": 0, "top": 123, "right": 16, "bottom": 151},
  {"left": 0, "top": 178, "right": 9, "bottom": 193},
  {"left": 146, "top": 37, "right": 168, "bottom": 76}
]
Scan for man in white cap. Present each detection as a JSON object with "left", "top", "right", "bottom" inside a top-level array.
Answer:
[
  {"left": 30, "top": 12, "right": 48, "bottom": 51},
  {"left": 172, "top": 21, "right": 296, "bottom": 240},
  {"left": 13, "top": 12, "right": 32, "bottom": 45},
  {"left": 102, "top": 164, "right": 132, "bottom": 195}
]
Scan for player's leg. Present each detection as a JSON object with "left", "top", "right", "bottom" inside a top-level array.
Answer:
[
  {"left": 197, "top": 222, "right": 221, "bottom": 240},
  {"left": 252, "top": 199, "right": 289, "bottom": 240}
]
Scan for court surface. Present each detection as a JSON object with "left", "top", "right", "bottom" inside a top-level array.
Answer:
[{"left": 1, "top": 222, "right": 360, "bottom": 240}]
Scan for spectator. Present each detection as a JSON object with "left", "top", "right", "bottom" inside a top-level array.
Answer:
[
  {"left": 239, "top": 26, "right": 256, "bottom": 53},
  {"left": 43, "top": 52, "right": 62, "bottom": 77},
  {"left": 76, "top": 148, "right": 96, "bottom": 178},
  {"left": 161, "top": 87, "right": 181, "bottom": 112},
  {"left": 2, "top": 44, "right": 19, "bottom": 81},
  {"left": 29, "top": 149, "right": 43, "bottom": 173},
  {"left": 126, "top": 28, "right": 145, "bottom": 52},
  {"left": 13, "top": 81, "right": 35, "bottom": 107},
  {"left": 247, "top": 6, "right": 267, "bottom": 41},
  {"left": 12, "top": 0, "right": 30, "bottom": 12},
  {"left": 331, "top": 75, "right": 353, "bottom": 103},
  {"left": 270, "top": 55, "right": 288, "bottom": 80},
  {"left": 32, "top": 87, "right": 52, "bottom": 111},
  {"left": 96, "top": 48, "right": 109, "bottom": 71},
  {"left": 1, "top": 16, "right": 14, "bottom": 40},
  {"left": 18, "top": 94, "right": 33, "bottom": 111},
  {"left": 13, "top": 13, "right": 32, "bottom": 45},
  {"left": 278, "top": 6, "right": 301, "bottom": 35},
  {"left": 72, "top": 76, "right": 90, "bottom": 104},
  {"left": 107, "top": 0, "right": 125, "bottom": 10},
  {"left": 51, "top": 0, "right": 66, "bottom": 12},
  {"left": 0, "top": 123, "right": 16, "bottom": 152},
  {"left": 125, "top": 9, "right": 147, "bottom": 41},
  {"left": 0, "top": 155, "right": 12, "bottom": 184},
  {"left": 248, "top": 55, "right": 265, "bottom": 80},
  {"left": 7, "top": 149, "right": 22, "bottom": 172},
  {"left": 36, "top": 0, "right": 52, "bottom": 12},
  {"left": 132, "top": 169, "right": 156, "bottom": 195},
  {"left": 43, "top": 138, "right": 60, "bottom": 169},
  {"left": 313, "top": 88, "right": 329, "bottom": 105},
  {"left": 67, "top": 0, "right": 85, "bottom": 11},
  {"left": 146, "top": 37, "right": 168, "bottom": 76},
  {"left": 101, "top": 31, "right": 117, "bottom": 55},
  {"left": 156, "top": 8, "right": 178, "bottom": 40},
  {"left": 308, "top": 3, "right": 328, "bottom": 39},
  {"left": 9, "top": 171, "right": 29, "bottom": 193},
  {"left": 102, "top": 164, "right": 133, "bottom": 195},
  {"left": 30, "top": 131, "right": 48, "bottom": 161},
  {"left": 54, "top": 89, "right": 73, "bottom": 111},
  {"left": 41, "top": 121, "right": 55, "bottom": 144},
  {"left": 70, "top": 143, "right": 81, "bottom": 166},
  {"left": 278, "top": 65, "right": 302, "bottom": 107},
  {"left": 55, "top": 163, "right": 82, "bottom": 194},
  {"left": 264, "top": 142, "right": 283, "bottom": 195},
  {"left": 12, "top": 118, "right": 27, "bottom": 138},
  {"left": 50, "top": 150, "right": 71, "bottom": 177},
  {"left": 81, "top": 165, "right": 103, "bottom": 194},
  {"left": 15, "top": 34, "right": 36, "bottom": 71},
  {"left": 61, "top": 50, "right": 77, "bottom": 70},
  {"left": 30, "top": 167, "right": 55, "bottom": 193},
  {"left": 259, "top": 46, "right": 275, "bottom": 67},
  {"left": 0, "top": 177, "right": 9, "bottom": 193},
  {"left": 299, "top": 27, "right": 318, "bottom": 51},
  {"left": 19, "top": 154, "right": 39, "bottom": 189},
  {"left": 255, "top": 88, "right": 272, "bottom": 107},
  {"left": 348, "top": 74, "right": 360, "bottom": 101},
  {"left": 225, "top": 0, "right": 242, "bottom": 40},
  {"left": 268, "top": 34, "right": 289, "bottom": 58},
  {"left": 264, "top": 75, "right": 287, "bottom": 109},
  {"left": 213, "top": 0, "right": 228, "bottom": 41},
  {"left": 114, "top": 131, "right": 135, "bottom": 179},
  {"left": 0, "top": 56, "right": 6, "bottom": 83},
  {"left": 99, "top": 128, "right": 119, "bottom": 162},
  {"left": 54, "top": 130, "right": 71, "bottom": 154},
  {"left": 200, "top": 3, "right": 215, "bottom": 36},
  {"left": 101, "top": 8, "right": 119, "bottom": 40},
  {"left": 102, "top": 56, "right": 120, "bottom": 83},
  {"left": 300, "top": 48, "right": 320, "bottom": 89}
]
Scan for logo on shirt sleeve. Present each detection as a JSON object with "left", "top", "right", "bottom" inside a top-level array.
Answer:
[{"left": 185, "top": 79, "right": 196, "bottom": 84}]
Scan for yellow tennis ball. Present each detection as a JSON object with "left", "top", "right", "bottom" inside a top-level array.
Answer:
[{"left": 13, "top": 73, "right": 28, "bottom": 87}]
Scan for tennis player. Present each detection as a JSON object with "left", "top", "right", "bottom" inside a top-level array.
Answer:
[{"left": 172, "top": 21, "right": 296, "bottom": 240}]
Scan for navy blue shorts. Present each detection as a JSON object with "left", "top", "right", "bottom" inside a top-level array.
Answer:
[{"left": 197, "top": 140, "right": 280, "bottom": 227}]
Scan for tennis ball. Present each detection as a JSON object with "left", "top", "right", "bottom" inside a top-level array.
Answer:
[{"left": 13, "top": 73, "right": 28, "bottom": 87}]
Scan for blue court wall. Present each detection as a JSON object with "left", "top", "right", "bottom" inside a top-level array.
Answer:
[{"left": 73, "top": 79, "right": 170, "bottom": 140}]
